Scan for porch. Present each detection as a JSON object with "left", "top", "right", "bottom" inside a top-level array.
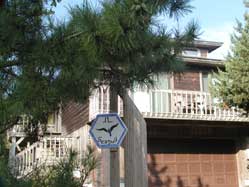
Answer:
[
  {"left": 12, "top": 136, "right": 81, "bottom": 178},
  {"left": 89, "top": 87, "right": 249, "bottom": 122}
]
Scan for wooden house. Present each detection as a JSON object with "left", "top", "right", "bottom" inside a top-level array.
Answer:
[{"left": 8, "top": 40, "right": 249, "bottom": 187}]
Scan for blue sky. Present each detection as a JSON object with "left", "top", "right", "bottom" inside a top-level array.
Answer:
[{"left": 53, "top": 0, "right": 246, "bottom": 59}]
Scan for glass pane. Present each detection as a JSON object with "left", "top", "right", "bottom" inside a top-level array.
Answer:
[
  {"left": 183, "top": 49, "right": 199, "bottom": 57},
  {"left": 151, "top": 73, "right": 171, "bottom": 113},
  {"left": 152, "top": 92, "right": 156, "bottom": 113},
  {"left": 202, "top": 73, "right": 209, "bottom": 92},
  {"left": 47, "top": 114, "right": 55, "bottom": 124},
  {"left": 153, "top": 73, "right": 170, "bottom": 90},
  {"left": 152, "top": 91, "right": 171, "bottom": 113}
]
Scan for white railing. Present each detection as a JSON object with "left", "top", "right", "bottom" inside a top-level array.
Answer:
[
  {"left": 14, "top": 136, "right": 80, "bottom": 177},
  {"left": 89, "top": 87, "right": 249, "bottom": 122},
  {"left": 46, "top": 123, "right": 61, "bottom": 134},
  {"left": 89, "top": 86, "right": 123, "bottom": 121},
  {"left": 144, "top": 89, "right": 247, "bottom": 121},
  {"left": 7, "top": 115, "right": 31, "bottom": 138},
  {"left": 8, "top": 115, "right": 61, "bottom": 138},
  {"left": 8, "top": 123, "right": 61, "bottom": 138}
]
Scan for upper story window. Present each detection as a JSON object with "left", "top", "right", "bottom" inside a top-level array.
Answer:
[
  {"left": 202, "top": 73, "right": 209, "bottom": 92},
  {"left": 182, "top": 49, "right": 200, "bottom": 57},
  {"left": 47, "top": 113, "right": 56, "bottom": 125},
  {"left": 132, "top": 73, "right": 171, "bottom": 92},
  {"left": 152, "top": 73, "right": 171, "bottom": 90},
  {"left": 202, "top": 73, "right": 220, "bottom": 93}
]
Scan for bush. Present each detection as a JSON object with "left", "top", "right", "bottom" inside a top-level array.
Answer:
[{"left": 0, "top": 145, "right": 98, "bottom": 187}]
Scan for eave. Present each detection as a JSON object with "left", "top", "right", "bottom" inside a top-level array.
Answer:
[
  {"left": 181, "top": 56, "right": 225, "bottom": 68},
  {"left": 193, "top": 40, "right": 223, "bottom": 52}
]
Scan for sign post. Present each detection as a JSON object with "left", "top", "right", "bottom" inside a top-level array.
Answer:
[{"left": 89, "top": 113, "right": 128, "bottom": 187}]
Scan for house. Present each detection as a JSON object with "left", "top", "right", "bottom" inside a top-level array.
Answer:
[{"left": 7, "top": 40, "right": 249, "bottom": 187}]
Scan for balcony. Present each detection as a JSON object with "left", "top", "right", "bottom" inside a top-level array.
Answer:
[
  {"left": 7, "top": 113, "right": 62, "bottom": 138},
  {"left": 7, "top": 115, "right": 31, "bottom": 138},
  {"left": 89, "top": 87, "right": 249, "bottom": 122},
  {"left": 13, "top": 136, "right": 81, "bottom": 178}
]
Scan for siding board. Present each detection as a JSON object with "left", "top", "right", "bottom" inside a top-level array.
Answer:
[{"left": 62, "top": 101, "right": 89, "bottom": 135}]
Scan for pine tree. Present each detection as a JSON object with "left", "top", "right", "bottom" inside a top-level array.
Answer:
[
  {"left": 65, "top": 2, "right": 199, "bottom": 185},
  {"left": 0, "top": 0, "right": 53, "bottom": 131},
  {"left": 0, "top": 0, "right": 92, "bottom": 133},
  {"left": 211, "top": 1, "right": 249, "bottom": 115},
  {"left": 66, "top": 0, "right": 199, "bottom": 95},
  {"left": 0, "top": 0, "right": 199, "bottom": 185},
  {"left": 0, "top": 0, "right": 199, "bottom": 133}
]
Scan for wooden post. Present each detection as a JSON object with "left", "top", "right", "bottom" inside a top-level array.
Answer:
[
  {"left": 99, "top": 85, "right": 120, "bottom": 187},
  {"left": 101, "top": 149, "right": 110, "bottom": 187},
  {"left": 109, "top": 85, "right": 120, "bottom": 187},
  {"left": 8, "top": 136, "right": 16, "bottom": 174},
  {"left": 122, "top": 90, "right": 148, "bottom": 187},
  {"left": 110, "top": 148, "right": 120, "bottom": 187}
]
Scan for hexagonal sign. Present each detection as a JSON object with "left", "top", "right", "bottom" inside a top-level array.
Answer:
[{"left": 89, "top": 113, "right": 128, "bottom": 149}]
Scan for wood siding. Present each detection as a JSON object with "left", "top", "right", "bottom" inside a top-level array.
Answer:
[
  {"left": 200, "top": 49, "right": 208, "bottom": 57},
  {"left": 146, "top": 119, "right": 249, "bottom": 139},
  {"left": 123, "top": 91, "right": 148, "bottom": 187},
  {"left": 174, "top": 72, "right": 200, "bottom": 91},
  {"left": 61, "top": 101, "right": 89, "bottom": 135}
]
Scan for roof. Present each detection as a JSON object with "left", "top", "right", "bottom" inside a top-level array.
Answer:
[
  {"left": 181, "top": 56, "right": 225, "bottom": 68},
  {"left": 192, "top": 40, "right": 223, "bottom": 52}
]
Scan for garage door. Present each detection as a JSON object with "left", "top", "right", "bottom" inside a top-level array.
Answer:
[{"left": 148, "top": 139, "right": 238, "bottom": 187}]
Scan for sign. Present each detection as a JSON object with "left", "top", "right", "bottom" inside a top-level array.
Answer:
[{"left": 89, "top": 113, "right": 128, "bottom": 149}]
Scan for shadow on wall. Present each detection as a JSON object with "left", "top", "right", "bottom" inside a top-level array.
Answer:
[{"left": 147, "top": 154, "right": 209, "bottom": 187}]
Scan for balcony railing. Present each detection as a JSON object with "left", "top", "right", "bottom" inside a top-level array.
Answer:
[
  {"left": 7, "top": 114, "right": 61, "bottom": 138},
  {"left": 7, "top": 115, "right": 31, "bottom": 138},
  {"left": 13, "top": 136, "right": 80, "bottom": 178},
  {"left": 89, "top": 87, "right": 249, "bottom": 122},
  {"left": 89, "top": 86, "right": 123, "bottom": 121}
]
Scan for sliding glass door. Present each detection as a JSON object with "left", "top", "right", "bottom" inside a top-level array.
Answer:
[{"left": 151, "top": 73, "right": 171, "bottom": 114}]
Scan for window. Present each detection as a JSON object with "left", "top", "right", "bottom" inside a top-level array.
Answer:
[
  {"left": 202, "top": 73, "right": 209, "bottom": 92},
  {"left": 47, "top": 113, "right": 55, "bottom": 125},
  {"left": 152, "top": 73, "right": 171, "bottom": 90},
  {"left": 182, "top": 49, "right": 200, "bottom": 57},
  {"left": 131, "top": 73, "right": 171, "bottom": 113},
  {"left": 151, "top": 73, "right": 171, "bottom": 113}
]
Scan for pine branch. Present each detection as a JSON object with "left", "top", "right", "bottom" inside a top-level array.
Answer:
[
  {"left": 0, "top": 118, "right": 18, "bottom": 135},
  {"left": 65, "top": 31, "right": 84, "bottom": 41},
  {"left": 1, "top": 68, "right": 18, "bottom": 77},
  {"left": 0, "top": 60, "right": 21, "bottom": 70}
]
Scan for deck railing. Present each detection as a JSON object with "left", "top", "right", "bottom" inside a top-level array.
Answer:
[
  {"left": 7, "top": 115, "right": 61, "bottom": 138},
  {"left": 7, "top": 115, "right": 31, "bottom": 138},
  {"left": 14, "top": 136, "right": 80, "bottom": 177},
  {"left": 89, "top": 86, "right": 123, "bottom": 121},
  {"left": 89, "top": 87, "right": 249, "bottom": 122}
]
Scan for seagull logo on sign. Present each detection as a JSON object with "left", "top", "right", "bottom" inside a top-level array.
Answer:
[
  {"left": 89, "top": 113, "right": 128, "bottom": 149},
  {"left": 96, "top": 123, "right": 118, "bottom": 137}
]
